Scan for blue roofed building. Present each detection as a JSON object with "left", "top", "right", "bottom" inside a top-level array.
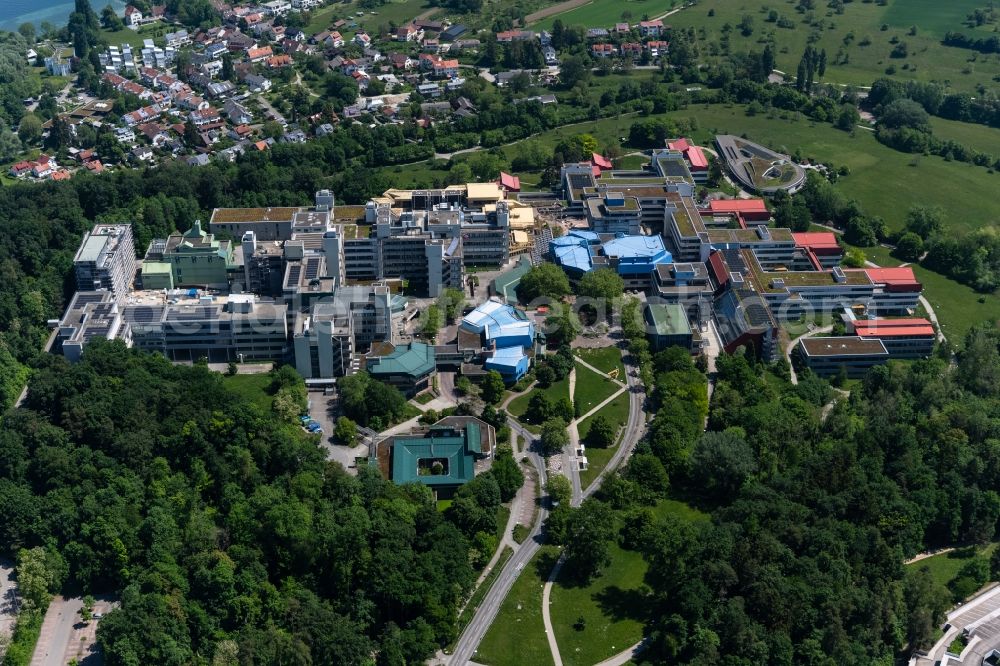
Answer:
[
  {"left": 550, "top": 230, "right": 673, "bottom": 289},
  {"left": 484, "top": 345, "right": 530, "bottom": 380},
  {"left": 460, "top": 300, "right": 535, "bottom": 381},
  {"left": 601, "top": 233, "right": 673, "bottom": 289}
]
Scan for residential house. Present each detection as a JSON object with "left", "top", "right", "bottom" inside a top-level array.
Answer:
[
  {"left": 591, "top": 43, "right": 617, "bottom": 57},
  {"left": 229, "top": 124, "right": 254, "bottom": 140},
  {"left": 124, "top": 5, "right": 143, "bottom": 27},
  {"left": 45, "top": 56, "right": 71, "bottom": 76},
  {"left": 414, "top": 19, "right": 443, "bottom": 32},
  {"left": 353, "top": 32, "right": 372, "bottom": 48},
  {"left": 130, "top": 145, "right": 154, "bottom": 163},
  {"left": 316, "top": 123, "right": 336, "bottom": 137},
  {"left": 389, "top": 53, "right": 413, "bottom": 70},
  {"left": 422, "top": 38, "right": 440, "bottom": 52},
  {"left": 31, "top": 156, "right": 56, "bottom": 178},
  {"left": 165, "top": 30, "right": 192, "bottom": 48},
  {"left": 115, "top": 127, "right": 136, "bottom": 143},
  {"left": 432, "top": 58, "right": 460, "bottom": 79},
  {"left": 280, "top": 129, "right": 307, "bottom": 143},
  {"left": 205, "top": 81, "right": 235, "bottom": 98},
  {"left": 190, "top": 107, "right": 223, "bottom": 128},
  {"left": 621, "top": 42, "right": 642, "bottom": 58},
  {"left": 224, "top": 99, "right": 253, "bottom": 124},
  {"left": 638, "top": 19, "right": 664, "bottom": 37},
  {"left": 586, "top": 28, "right": 609, "bottom": 38},
  {"left": 614, "top": 22, "right": 630, "bottom": 33},
  {"left": 262, "top": 1, "right": 292, "bottom": 17},
  {"left": 244, "top": 73, "right": 272, "bottom": 91},
  {"left": 84, "top": 160, "right": 105, "bottom": 174},
  {"left": 51, "top": 170, "right": 72, "bottom": 182},
  {"left": 395, "top": 24, "right": 423, "bottom": 42},
  {"left": 8, "top": 161, "right": 32, "bottom": 177},
  {"left": 292, "top": 0, "right": 321, "bottom": 8},
  {"left": 543, "top": 46, "right": 558, "bottom": 65},
  {"left": 496, "top": 30, "right": 534, "bottom": 42},
  {"left": 247, "top": 46, "right": 273, "bottom": 63},
  {"left": 266, "top": 54, "right": 292, "bottom": 68},
  {"left": 123, "top": 104, "right": 164, "bottom": 126},
  {"left": 187, "top": 153, "right": 211, "bottom": 167},
  {"left": 646, "top": 40, "right": 668, "bottom": 57},
  {"left": 453, "top": 38, "right": 481, "bottom": 51},
  {"left": 417, "top": 82, "right": 441, "bottom": 98},
  {"left": 138, "top": 122, "right": 170, "bottom": 147}
]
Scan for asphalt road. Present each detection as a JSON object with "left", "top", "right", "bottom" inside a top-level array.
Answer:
[
  {"left": 31, "top": 596, "right": 83, "bottom": 666},
  {"left": 447, "top": 421, "right": 549, "bottom": 666},
  {"left": 448, "top": 343, "right": 648, "bottom": 663}
]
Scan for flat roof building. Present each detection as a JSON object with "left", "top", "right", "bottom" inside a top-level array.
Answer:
[
  {"left": 73, "top": 224, "right": 137, "bottom": 304},
  {"left": 798, "top": 336, "right": 890, "bottom": 378},
  {"left": 645, "top": 303, "right": 693, "bottom": 351}
]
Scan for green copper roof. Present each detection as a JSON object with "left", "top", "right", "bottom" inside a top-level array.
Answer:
[
  {"left": 491, "top": 255, "right": 533, "bottom": 302},
  {"left": 368, "top": 342, "right": 435, "bottom": 378},
  {"left": 391, "top": 425, "right": 479, "bottom": 486}
]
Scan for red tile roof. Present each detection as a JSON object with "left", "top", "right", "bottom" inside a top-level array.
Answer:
[
  {"left": 862, "top": 267, "right": 920, "bottom": 287},
  {"left": 498, "top": 172, "right": 520, "bottom": 191},
  {"left": 591, "top": 153, "right": 613, "bottom": 170},
  {"left": 855, "top": 320, "right": 935, "bottom": 338},
  {"left": 666, "top": 138, "right": 690, "bottom": 151},
  {"left": 709, "top": 199, "right": 768, "bottom": 215},
  {"left": 686, "top": 145, "right": 708, "bottom": 169},
  {"left": 791, "top": 232, "right": 841, "bottom": 253}
]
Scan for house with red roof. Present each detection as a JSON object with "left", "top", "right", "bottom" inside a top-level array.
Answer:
[
  {"left": 247, "top": 46, "right": 273, "bottom": 62},
  {"left": 9, "top": 161, "right": 32, "bottom": 177},
  {"left": 124, "top": 5, "right": 143, "bottom": 27},
  {"left": 590, "top": 43, "right": 616, "bottom": 57},
  {"left": 666, "top": 137, "right": 709, "bottom": 181},
  {"left": 85, "top": 160, "right": 105, "bottom": 174},
  {"left": 432, "top": 58, "right": 460, "bottom": 79},
  {"left": 266, "top": 54, "right": 292, "bottom": 68},
  {"left": 638, "top": 19, "right": 664, "bottom": 37},
  {"left": 50, "top": 169, "right": 72, "bottom": 181},
  {"left": 621, "top": 42, "right": 643, "bottom": 58},
  {"left": 646, "top": 40, "right": 669, "bottom": 57}
]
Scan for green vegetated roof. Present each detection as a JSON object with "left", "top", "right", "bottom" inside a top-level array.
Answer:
[
  {"left": 368, "top": 341, "right": 435, "bottom": 377},
  {"left": 647, "top": 303, "right": 691, "bottom": 336},
  {"left": 392, "top": 425, "right": 478, "bottom": 486}
]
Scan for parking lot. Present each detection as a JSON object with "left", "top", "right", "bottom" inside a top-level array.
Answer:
[{"left": 307, "top": 391, "right": 370, "bottom": 472}]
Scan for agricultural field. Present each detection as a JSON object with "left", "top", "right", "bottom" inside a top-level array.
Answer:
[{"left": 666, "top": 0, "right": 1000, "bottom": 92}]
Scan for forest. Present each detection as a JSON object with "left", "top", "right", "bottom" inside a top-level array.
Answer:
[
  {"left": 0, "top": 341, "right": 514, "bottom": 664},
  {"left": 540, "top": 323, "right": 1000, "bottom": 665}
]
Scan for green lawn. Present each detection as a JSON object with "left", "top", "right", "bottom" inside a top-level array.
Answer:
[
  {"left": 669, "top": 104, "right": 1000, "bottom": 234},
  {"left": 222, "top": 374, "right": 275, "bottom": 412},
  {"left": 650, "top": 498, "right": 710, "bottom": 524},
  {"left": 881, "top": 0, "right": 985, "bottom": 37},
  {"left": 906, "top": 544, "right": 998, "bottom": 589},
  {"left": 476, "top": 546, "right": 559, "bottom": 666},
  {"left": 666, "top": 0, "right": 1000, "bottom": 92},
  {"left": 508, "top": 376, "right": 571, "bottom": 421},
  {"left": 909, "top": 263, "right": 1000, "bottom": 343},
  {"left": 452, "top": 546, "right": 514, "bottom": 649},
  {"left": 532, "top": 0, "right": 673, "bottom": 30},
  {"left": 99, "top": 23, "right": 168, "bottom": 48},
  {"left": 496, "top": 505, "right": 511, "bottom": 544},
  {"left": 578, "top": 392, "right": 630, "bottom": 488},
  {"left": 575, "top": 347, "right": 626, "bottom": 378},
  {"left": 573, "top": 363, "right": 622, "bottom": 416},
  {"left": 931, "top": 116, "right": 1000, "bottom": 159},
  {"left": 550, "top": 542, "right": 649, "bottom": 666}
]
